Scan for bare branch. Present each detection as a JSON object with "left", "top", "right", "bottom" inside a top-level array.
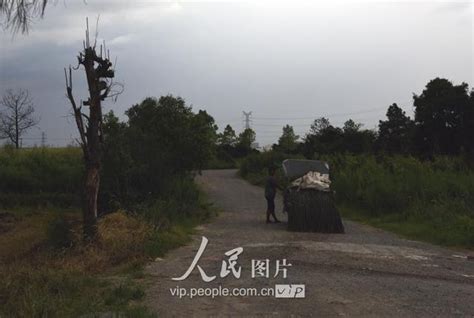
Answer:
[
  {"left": 0, "top": 0, "right": 48, "bottom": 34},
  {"left": 0, "top": 88, "right": 39, "bottom": 148},
  {"left": 64, "top": 66, "right": 88, "bottom": 153}
]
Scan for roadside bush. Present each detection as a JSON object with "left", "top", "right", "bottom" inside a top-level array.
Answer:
[
  {"left": 325, "top": 154, "right": 474, "bottom": 216},
  {"left": 239, "top": 151, "right": 303, "bottom": 185},
  {"left": 137, "top": 175, "right": 207, "bottom": 228},
  {"left": 46, "top": 216, "right": 74, "bottom": 250},
  {"left": 206, "top": 149, "right": 237, "bottom": 169}
]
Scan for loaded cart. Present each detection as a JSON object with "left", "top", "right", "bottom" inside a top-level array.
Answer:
[{"left": 282, "top": 159, "right": 344, "bottom": 233}]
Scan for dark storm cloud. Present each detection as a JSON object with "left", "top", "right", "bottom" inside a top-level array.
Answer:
[{"left": 1, "top": 0, "right": 472, "bottom": 146}]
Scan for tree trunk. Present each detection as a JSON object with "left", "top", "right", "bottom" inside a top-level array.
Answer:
[
  {"left": 65, "top": 26, "right": 119, "bottom": 242},
  {"left": 15, "top": 106, "right": 19, "bottom": 149},
  {"left": 83, "top": 163, "right": 100, "bottom": 241}
]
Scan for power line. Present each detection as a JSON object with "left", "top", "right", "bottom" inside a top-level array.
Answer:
[
  {"left": 216, "top": 106, "right": 389, "bottom": 123},
  {"left": 252, "top": 106, "right": 387, "bottom": 120}
]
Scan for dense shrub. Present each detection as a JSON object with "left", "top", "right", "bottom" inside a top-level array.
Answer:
[
  {"left": 137, "top": 175, "right": 210, "bottom": 228},
  {"left": 100, "top": 96, "right": 217, "bottom": 209},
  {"left": 325, "top": 154, "right": 474, "bottom": 217},
  {"left": 46, "top": 216, "right": 74, "bottom": 250}
]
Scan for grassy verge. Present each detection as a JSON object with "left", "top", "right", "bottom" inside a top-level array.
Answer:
[
  {"left": 0, "top": 190, "right": 216, "bottom": 317},
  {"left": 338, "top": 204, "right": 474, "bottom": 248},
  {"left": 238, "top": 151, "right": 474, "bottom": 249},
  {"left": 0, "top": 147, "right": 82, "bottom": 207}
]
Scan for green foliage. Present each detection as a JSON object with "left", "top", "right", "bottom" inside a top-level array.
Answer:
[
  {"left": 142, "top": 183, "right": 216, "bottom": 257},
  {"left": 104, "top": 282, "right": 145, "bottom": 307},
  {"left": 378, "top": 103, "right": 414, "bottom": 154},
  {"left": 126, "top": 96, "right": 217, "bottom": 177},
  {"left": 0, "top": 268, "right": 106, "bottom": 317},
  {"left": 239, "top": 151, "right": 285, "bottom": 180},
  {"left": 303, "top": 118, "right": 375, "bottom": 157},
  {"left": 342, "top": 119, "right": 363, "bottom": 132},
  {"left": 325, "top": 154, "right": 474, "bottom": 247},
  {"left": 0, "top": 147, "right": 83, "bottom": 207},
  {"left": 137, "top": 176, "right": 203, "bottom": 225},
  {"left": 413, "top": 78, "right": 473, "bottom": 156},
  {"left": 309, "top": 117, "right": 330, "bottom": 135},
  {"left": 207, "top": 147, "right": 237, "bottom": 169},
  {"left": 0, "top": 267, "right": 156, "bottom": 317},
  {"left": 239, "top": 151, "right": 303, "bottom": 186},
  {"left": 100, "top": 111, "right": 134, "bottom": 210},
  {"left": 212, "top": 124, "right": 255, "bottom": 166},
  {"left": 217, "top": 124, "right": 237, "bottom": 146},
  {"left": 236, "top": 128, "right": 256, "bottom": 155},
  {"left": 101, "top": 96, "right": 217, "bottom": 204},
  {"left": 46, "top": 215, "right": 73, "bottom": 250},
  {"left": 325, "top": 154, "right": 473, "bottom": 212},
  {"left": 276, "top": 125, "right": 299, "bottom": 153},
  {"left": 145, "top": 223, "right": 194, "bottom": 258}
]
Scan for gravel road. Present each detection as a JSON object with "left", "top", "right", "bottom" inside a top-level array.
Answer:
[{"left": 145, "top": 169, "right": 474, "bottom": 317}]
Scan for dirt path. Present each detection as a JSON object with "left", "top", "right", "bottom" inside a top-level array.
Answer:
[{"left": 145, "top": 170, "right": 474, "bottom": 317}]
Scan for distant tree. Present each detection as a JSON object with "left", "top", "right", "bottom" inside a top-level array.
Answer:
[
  {"left": 0, "top": 89, "right": 39, "bottom": 148},
  {"left": 315, "top": 126, "right": 345, "bottom": 154},
  {"left": 378, "top": 103, "right": 414, "bottom": 154},
  {"left": 0, "top": 0, "right": 48, "bottom": 33},
  {"left": 191, "top": 110, "right": 218, "bottom": 171},
  {"left": 309, "top": 117, "right": 330, "bottom": 136},
  {"left": 125, "top": 96, "right": 217, "bottom": 192},
  {"left": 99, "top": 97, "right": 218, "bottom": 208},
  {"left": 413, "top": 78, "right": 471, "bottom": 156},
  {"left": 303, "top": 117, "right": 374, "bottom": 156},
  {"left": 277, "top": 124, "right": 299, "bottom": 153},
  {"left": 342, "top": 119, "right": 363, "bottom": 133},
  {"left": 303, "top": 118, "right": 344, "bottom": 157},
  {"left": 342, "top": 119, "right": 375, "bottom": 154},
  {"left": 236, "top": 128, "right": 256, "bottom": 155},
  {"left": 218, "top": 124, "right": 237, "bottom": 146}
]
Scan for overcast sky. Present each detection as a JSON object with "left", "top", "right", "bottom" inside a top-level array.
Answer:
[{"left": 0, "top": 0, "right": 472, "bottom": 147}]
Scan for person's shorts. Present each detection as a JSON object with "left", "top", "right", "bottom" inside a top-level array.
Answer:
[{"left": 265, "top": 196, "right": 275, "bottom": 212}]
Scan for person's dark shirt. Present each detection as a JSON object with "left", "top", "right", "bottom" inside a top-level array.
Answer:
[{"left": 265, "top": 175, "right": 277, "bottom": 198}]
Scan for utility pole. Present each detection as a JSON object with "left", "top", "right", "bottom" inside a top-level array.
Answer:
[
  {"left": 41, "top": 131, "right": 46, "bottom": 147},
  {"left": 243, "top": 111, "right": 252, "bottom": 130}
]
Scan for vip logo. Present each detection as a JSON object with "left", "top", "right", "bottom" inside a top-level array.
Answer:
[{"left": 275, "top": 284, "right": 305, "bottom": 298}]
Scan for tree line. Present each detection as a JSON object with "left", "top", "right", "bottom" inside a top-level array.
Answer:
[{"left": 217, "top": 78, "right": 474, "bottom": 163}]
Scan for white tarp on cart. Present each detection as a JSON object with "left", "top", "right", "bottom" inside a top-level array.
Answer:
[{"left": 290, "top": 171, "right": 331, "bottom": 192}]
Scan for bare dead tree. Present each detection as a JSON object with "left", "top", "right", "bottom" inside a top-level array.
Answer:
[
  {"left": 0, "top": 0, "right": 48, "bottom": 33},
  {"left": 65, "top": 18, "right": 123, "bottom": 241},
  {"left": 0, "top": 89, "right": 39, "bottom": 148}
]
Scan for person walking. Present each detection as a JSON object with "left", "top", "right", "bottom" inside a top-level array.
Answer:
[{"left": 265, "top": 167, "right": 281, "bottom": 223}]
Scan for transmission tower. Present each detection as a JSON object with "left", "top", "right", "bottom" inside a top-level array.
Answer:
[
  {"left": 243, "top": 111, "right": 252, "bottom": 130},
  {"left": 41, "top": 131, "right": 46, "bottom": 147}
]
